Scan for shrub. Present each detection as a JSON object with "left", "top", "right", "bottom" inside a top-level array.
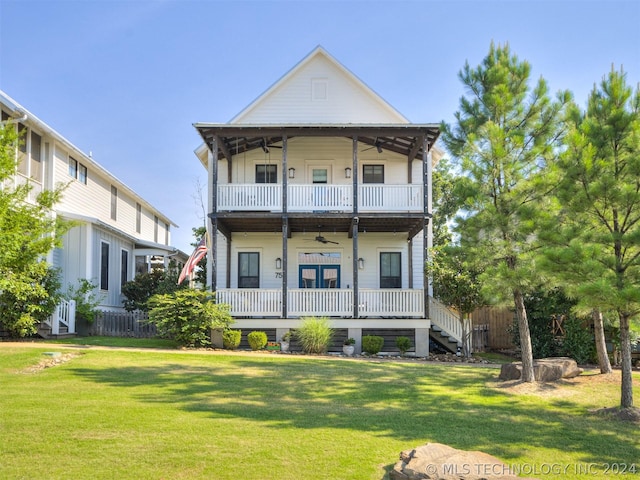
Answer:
[
  {"left": 362, "top": 335, "right": 384, "bottom": 355},
  {"left": 65, "top": 279, "right": 101, "bottom": 324},
  {"left": 247, "top": 331, "right": 268, "bottom": 350},
  {"left": 560, "top": 317, "right": 597, "bottom": 364},
  {"left": 147, "top": 290, "right": 232, "bottom": 347},
  {"left": 395, "top": 336, "right": 411, "bottom": 355},
  {"left": 222, "top": 329, "right": 241, "bottom": 350},
  {"left": 295, "top": 317, "right": 334, "bottom": 354}
]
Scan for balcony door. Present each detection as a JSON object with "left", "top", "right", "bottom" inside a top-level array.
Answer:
[
  {"left": 298, "top": 252, "right": 341, "bottom": 289},
  {"left": 299, "top": 265, "right": 340, "bottom": 289},
  {"left": 308, "top": 165, "right": 331, "bottom": 209}
]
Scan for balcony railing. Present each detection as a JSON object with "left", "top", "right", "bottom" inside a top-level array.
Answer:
[
  {"left": 216, "top": 184, "right": 422, "bottom": 212},
  {"left": 215, "top": 288, "right": 424, "bottom": 318}
]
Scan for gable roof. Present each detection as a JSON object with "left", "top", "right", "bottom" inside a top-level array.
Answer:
[
  {"left": 0, "top": 90, "right": 178, "bottom": 228},
  {"left": 230, "top": 46, "right": 409, "bottom": 124}
]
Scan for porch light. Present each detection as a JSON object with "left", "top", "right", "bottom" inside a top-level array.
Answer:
[
  {"left": 358, "top": 257, "right": 365, "bottom": 269},
  {"left": 345, "top": 167, "right": 352, "bottom": 178},
  {"left": 275, "top": 257, "right": 282, "bottom": 270},
  {"left": 288, "top": 167, "right": 295, "bottom": 179}
]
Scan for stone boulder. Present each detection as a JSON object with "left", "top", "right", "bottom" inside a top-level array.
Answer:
[
  {"left": 391, "top": 442, "right": 537, "bottom": 480},
  {"left": 499, "top": 357, "right": 583, "bottom": 382}
]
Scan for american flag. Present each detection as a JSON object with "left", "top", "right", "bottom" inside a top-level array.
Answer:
[{"left": 178, "top": 236, "right": 208, "bottom": 284}]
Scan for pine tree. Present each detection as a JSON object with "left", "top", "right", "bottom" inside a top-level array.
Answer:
[
  {"left": 547, "top": 68, "right": 640, "bottom": 409},
  {"left": 441, "top": 42, "right": 570, "bottom": 382}
]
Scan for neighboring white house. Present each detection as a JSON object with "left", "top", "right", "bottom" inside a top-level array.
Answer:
[
  {"left": 1, "top": 91, "right": 186, "bottom": 334},
  {"left": 194, "top": 46, "right": 461, "bottom": 355}
]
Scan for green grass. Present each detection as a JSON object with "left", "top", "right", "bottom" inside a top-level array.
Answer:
[
  {"left": 37, "top": 336, "right": 178, "bottom": 349},
  {"left": 0, "top": 345, "right": 638, "bottom": 480}
]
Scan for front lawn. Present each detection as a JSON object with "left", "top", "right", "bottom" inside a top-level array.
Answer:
[{"left": 0, "top": 345, "right": 637, "bottom": 479}]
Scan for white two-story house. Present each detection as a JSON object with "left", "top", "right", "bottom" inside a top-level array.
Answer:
[
  {"left": 1, "top": 91, "right": 186, "bottom": 335},
  {"left": 195, "top": 47, "right": 461, "bottom": 356}
]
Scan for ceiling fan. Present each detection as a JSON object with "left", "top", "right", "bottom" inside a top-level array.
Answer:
[
  {"left": 313, "top": 235, "right": 339, "bottom": 245},
  {"left": 260, "top": 138, "right": 283, "bottom": 153},
  {"left": 304, "top": 227, "right": 340, "bottom": 244},
  {"left": 361, "top": 138, "right": 385, "bottom": 153}
]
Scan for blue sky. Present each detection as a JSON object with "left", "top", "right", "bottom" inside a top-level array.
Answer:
[{"left": 1, "top": 0, "right": 638, "bottom": 252}]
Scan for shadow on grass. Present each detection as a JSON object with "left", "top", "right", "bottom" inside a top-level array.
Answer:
[{"left": 68, "top": 354, "right": 639, "bottom": 465}]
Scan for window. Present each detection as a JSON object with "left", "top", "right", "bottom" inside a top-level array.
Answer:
[
  {"left": 363, "top": 165, "right": 384, "bottom": 184},
  {"left": 17, "top": 123, "right": 27, "bottom": 175},
  {"left": 30, "top": 131, "right": 42, "bottom": 182},
  {"left": 69, "top": 157, "right": 78, "bottom": 178},
  {"left": 238, "top": 252, "right": 259, "bottom": 288},
  {"left": 136, "top": 203, "right": 142, "bottom": 233},
  {"left": 121, "top": 250, "right": 129, "bottom": 287},
  {"left": 100, "top": 242, "right": 110, "bottom": 290},
  {"left": 69, "top": 157, "right": 87, "bottom": 184},
  {"left": 110, "top": 186, "right": 117, "bottom": 220},
  {"left": 165, "top": 222, "right": 169, "bottom": 245},
  {"left": 154, "top": 215, "right": 159, "bottom": 243},
  {"left": 79, "top": 164, "right": 87, "bottom": 184},
  {"left": 380, "top": 252, "right": 401, "bottom": 288},
  {"left": 135, "top": 255, "right": 147, "bottom": 276},
  {"left": 256, "top": 164, "right": 277, "bottom": 183},
  {"left": 312, "top": 168, "right": 328, "bottom": 184}
]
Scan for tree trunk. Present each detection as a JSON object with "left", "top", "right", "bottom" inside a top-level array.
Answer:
[
  {"left": 513, "top": 289, "right": 535, "bottom": 382},
  {"left": 619, "top": 313, "right": 634, "bottom": 408},
  {"left": 459, "top": 312, "right": 470, "bottom": 358},
  {"left": 592, "top": 309, "right": 612, "bottom": 374}
]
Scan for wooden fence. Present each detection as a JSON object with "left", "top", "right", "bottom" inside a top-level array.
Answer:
[
  {"left": 85, "top": 311, "right": 156, "bottom": 338},
  {"left": 471, "top": 307, "right": 516, "bottom": 350}
]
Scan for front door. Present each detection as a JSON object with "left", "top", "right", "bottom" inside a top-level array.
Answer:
[{"left": 299, "top": 265, "right": 340, "bottom": 288}]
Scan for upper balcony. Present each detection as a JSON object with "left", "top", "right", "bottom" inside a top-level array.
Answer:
[{"left": 216, "top": 183, "right": 423, "bottom": 213}]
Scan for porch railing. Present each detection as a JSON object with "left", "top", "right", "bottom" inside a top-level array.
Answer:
[
  {"left": 216, "top": 184, "right": 422, "bottom": 212},
  {"left": 216, "top": 289, "right": 282, "bottom": 316},
  {"left": 429, "top": 297, "right": 469, "bottom": 347},
  {"left": 217, "top": 184, "right": 281, "bottom": 211},
  {"left": 288, "top": 185, "right": 353, "bottom": 212},
  {"left": 45, "top": 299, "right": 76, "bottom": 335},
  {"left": 359, "top": 289, "right": 423, "bottom": 317},
  {"left": 287, "top": 289, "right": 353, "bottom": 316},
  {"left": 359, "top": 185, "right": 423, "bottom": 212},
  {"left": 216, "top": 288, "right": 424, "bottom": 318}
]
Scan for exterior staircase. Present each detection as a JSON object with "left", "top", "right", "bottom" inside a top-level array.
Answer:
[
  {"left": 38, "top": 299, "right": 77, "bottom": 339},
  {"left": 429, "top": 297, "right": 469, "bottom": 354}
]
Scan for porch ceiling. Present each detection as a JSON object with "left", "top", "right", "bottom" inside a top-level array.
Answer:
[
  {"left": 214, "top": 213, "right": 425, "bottom": 239},
  {"left": 194, "top": 124, "right": 440, "bottom": 162}
]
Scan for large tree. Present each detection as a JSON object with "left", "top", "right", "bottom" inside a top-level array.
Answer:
[
  {"left": 546, "top": 68, "right": 639, "bottom": 409},
  {"left": 441, "top": 43, "right": 570, "bottom": 382},
  {"left": 0, "top": 121, "right": 69, "bottom": 337}
]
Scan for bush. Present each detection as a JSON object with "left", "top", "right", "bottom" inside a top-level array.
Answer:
[
  {"left": 147, "top": 290, "right": 232, "bottom": 347},
  {"left": 395, "top": 336, "right": 411, "bottom": 355},
  {"left": 65, "top": 279, "right": 101, "bottom": 324},
  {"left": 362, "top": 335, "right": 384, "bottom": 355},
  {"left": 560, "top": 317, "right": 597, "bottom": 364},
  {"left": 222, "top": 329, "right": 241, "bottom": 350},
  {"left": 247, "top": 331, "right": 268, "bottom": 350},
  {"left": 295, "top": 317, "right": 334, "bottom": 354}
]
